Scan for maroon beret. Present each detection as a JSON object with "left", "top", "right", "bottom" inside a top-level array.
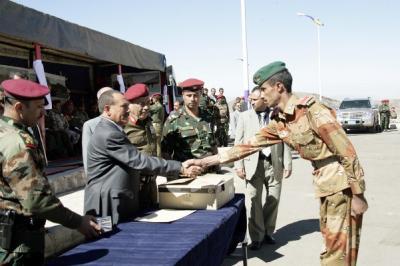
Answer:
[
  {"left": 216, "top": 94, "right": 225, "bottom": 100},
  {"left": 178, "top": 78, "right": 204, "bottom": 91},
  {"left": 124, "top": 83, "right": 149, "bottom": 101},
  {"left": 151, "top": 93, "right": 162, "bottom": 97},
  {"left": 1, "top": 79, "right": 49, "bottom": 99}
]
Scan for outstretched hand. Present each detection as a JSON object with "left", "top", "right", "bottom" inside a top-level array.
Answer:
[{"left": 181, "top": 159, "right": 204, "bottom": 178}]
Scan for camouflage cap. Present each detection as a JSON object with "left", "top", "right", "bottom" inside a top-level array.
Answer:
[{"left": 253, "top": 61, "right": 287, "bottom": 86}]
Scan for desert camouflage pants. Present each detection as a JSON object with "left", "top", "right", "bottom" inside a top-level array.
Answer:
[{"left": 319, "top": 189, "right": 363, "bottom": 266}]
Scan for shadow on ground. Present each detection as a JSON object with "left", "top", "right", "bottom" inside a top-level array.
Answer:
[{"left": 223, "top": 218, "right": 320, "bottom": 265}]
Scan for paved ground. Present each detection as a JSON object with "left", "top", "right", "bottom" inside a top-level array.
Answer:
[
  {"left": 49, "top": 128, "right": 400, "bottom": 265},
  {"left": 223, "top": 128, "right": 400, "bottom": 265}
]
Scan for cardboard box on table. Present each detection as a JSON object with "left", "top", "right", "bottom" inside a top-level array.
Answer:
[{"left": 158, "top": 173, "right": 235, "bottom": 210}]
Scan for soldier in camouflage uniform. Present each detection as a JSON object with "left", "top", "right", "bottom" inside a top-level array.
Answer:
[
  {"left": 0, "top": 79, "right": 100, "bottom": 266},
  {"left": 215, "top": 94, "right": 230, "bottom": 147},
  {"left": 124, "top": 84, "right": 157, "bottom": 209},
  {"left": 379, "top": 99, "right": 391, "bottom": 130},
  {"left": 149, "top": 93, "right": 165, "bottom": 157},
  {"left": 45, "top": 99, "right": 74, "bottom": 158},
  {"left": 162, "top": 78, "right": 218, "bottom": 171},
  {"left": 199, "top": 87, "right": 210, "bottom": 110},
  {"left": 198, "top": 62, "right": 368, "bottom": 266}
]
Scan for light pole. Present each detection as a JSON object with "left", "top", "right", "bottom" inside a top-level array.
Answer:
[
  {"left": 297, "top": 12, "right": 324, "bottom": 101},
  {"left": 240, "top": 0, "right": 250, "bottom": 105}
]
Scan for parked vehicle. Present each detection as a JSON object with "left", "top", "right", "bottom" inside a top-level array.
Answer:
[{"left": 336, "top": 98, "right": 381, "bottom": 133}]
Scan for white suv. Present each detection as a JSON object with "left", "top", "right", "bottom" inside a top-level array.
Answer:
[{"left": 336, "top": 98, "right": 380, "bottom": 133}]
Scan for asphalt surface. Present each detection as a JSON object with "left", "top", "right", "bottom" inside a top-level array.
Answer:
[{"left": 223, "top": 128, "right": 400, "bottom": 266}]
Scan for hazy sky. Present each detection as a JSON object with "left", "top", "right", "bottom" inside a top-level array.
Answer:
[{"left": 14, "top": 0, "right": 400, "bottom": 101}]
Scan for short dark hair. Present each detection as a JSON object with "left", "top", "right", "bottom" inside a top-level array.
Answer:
[
  {"left": 98, "top": 90, "right": 119, "bottom": 113},
  {"left": 153, "top": 95, "right": 162, "bottom": 103},
  {"left": 251, "top": 86, "right": 260, "bottom": 93},
  {"left": 266, "top": 70, "right": 293, "bottom": 93},
  {"left": 4, "top": 95, "right": 30, "bottom": 108}
]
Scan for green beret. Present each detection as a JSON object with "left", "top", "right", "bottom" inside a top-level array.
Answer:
[{"left": 253, "top": 61, "right": 287, "bottom": 86}]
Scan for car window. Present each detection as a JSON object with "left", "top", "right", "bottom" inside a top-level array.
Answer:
[{"left": 339, "top": 100, "right": 371, "bottom": 109}]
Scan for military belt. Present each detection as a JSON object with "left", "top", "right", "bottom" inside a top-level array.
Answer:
[{"left": 312, "top": 156, "right": 339, "bottom": 170}]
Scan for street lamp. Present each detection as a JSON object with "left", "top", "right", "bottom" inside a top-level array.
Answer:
[
  {"left": 297, "top": 12, "right": 324, "bottom": 101},
  {"left": 240, "top": 0, "right": 250, "bottom": 106}
]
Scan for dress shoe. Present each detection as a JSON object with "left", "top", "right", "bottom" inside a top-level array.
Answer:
[
  {"left": 249, "top": 241, "right": 262, "bottom": 250},
  {"left": 263, "top": 235, "right": 276, "bottom": 245}
]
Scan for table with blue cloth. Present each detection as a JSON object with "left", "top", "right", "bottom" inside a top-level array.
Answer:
[{"left": 47, "top": 194, "right": 246, "bottom": 266}]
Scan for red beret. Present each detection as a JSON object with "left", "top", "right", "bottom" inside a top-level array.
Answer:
[
  {"left": 1, "top": 79, "right": 49, "bottom": 99},
  {"left": 124, "top": 83, "right": 149, "bottom": 101},
  {"left": 151, "top": 93, "right": 162, "bottom": 98},
  {"left": 178, "top": 78, "right": 204, "bottom": 90},
  {"left": 216, "top": 94, "right": 225, "bottom": 100}
]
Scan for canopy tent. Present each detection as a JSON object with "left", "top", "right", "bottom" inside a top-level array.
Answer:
[{"left": 0, "top": 0, "right": 166, "bottom": 71}]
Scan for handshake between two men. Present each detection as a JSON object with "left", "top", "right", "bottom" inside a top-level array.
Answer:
[{"left": 179, "top": 155, "right": 220, "bottom": 178}]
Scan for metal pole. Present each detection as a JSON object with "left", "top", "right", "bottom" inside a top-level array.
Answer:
[
  {"left": 240, "top": 0, "right": 250, "bottom": 103},
  {"left": 317, "top": 25, "right": 322, "bottom": 101}
]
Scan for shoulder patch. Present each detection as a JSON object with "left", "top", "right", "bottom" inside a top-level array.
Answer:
[{"left": 297, "top": 96, "right": 316, "bottom": 107}]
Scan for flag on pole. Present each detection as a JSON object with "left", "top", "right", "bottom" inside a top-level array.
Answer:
[
  {"left": 117, "top": 64, "right": 126, "bottom": 93},
  {"left": 117, "top": 74, "right": 125, "bottom": 93},
  {"left": 163, "top": 84, "right": 170, "bottom": 113},
  {"left": 33, "top": 44, "right": 52, "bottom": 109}
]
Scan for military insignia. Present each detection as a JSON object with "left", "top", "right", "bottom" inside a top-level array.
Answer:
[
  {"left": 19, "top": 131, "right": 37, "bottom": 149},
  {"left": 298, "top": 96, "right": 316, "bottom": 106}
]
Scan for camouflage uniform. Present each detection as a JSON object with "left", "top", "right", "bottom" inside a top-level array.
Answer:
[
  {"left": 124, "top": 116, "right": 157, "bottom": 209},
  {"left": 219, "top": 95, "right": 366, "bottom": 266},
  {"left": 199, "top": 94, "right": 211, "bottom": 110},
  {"left": 379, "top": 103, "right": 390, "bottom": 130},
  {"left": 149, "top": 101, "right": 165, "bottom": 157},
  {"left": 215, "top": 98, "right": 230, "bottom": 147},
  {"left": 162, "top": 107, "right": 218, "bottom": 165},
  {"left": 0, "top": 116, "right": 82, "bottom": 265}
]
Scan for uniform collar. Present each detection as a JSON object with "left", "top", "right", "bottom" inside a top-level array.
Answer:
[
  {"left": 129, "top": 115, "right": 138, "bottom": 126},
  {"left": 278, "top": 95, "right": 298, "bottom": 120},
  {"left": 1, "top": 116, "right": 28, "bottom": 131},
  {"left": 182, "top": 106, "right": 202, "bottom": 121}
]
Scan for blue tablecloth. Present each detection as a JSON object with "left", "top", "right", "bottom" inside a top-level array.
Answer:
[{"left": 47, "top": 194, "right": 246, "bottom": 266}]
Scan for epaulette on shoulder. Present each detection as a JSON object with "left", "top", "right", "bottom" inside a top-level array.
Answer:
[
  {"left": 297, "top": 96, "right": 316, "bottom": 107},
  {"left": 19, "top": 131, "right": 37, "bottom": 149}
]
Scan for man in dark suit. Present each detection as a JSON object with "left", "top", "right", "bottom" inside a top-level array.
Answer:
[{"left": 84, "top": 90, "right": 202, "bottom": 225}]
